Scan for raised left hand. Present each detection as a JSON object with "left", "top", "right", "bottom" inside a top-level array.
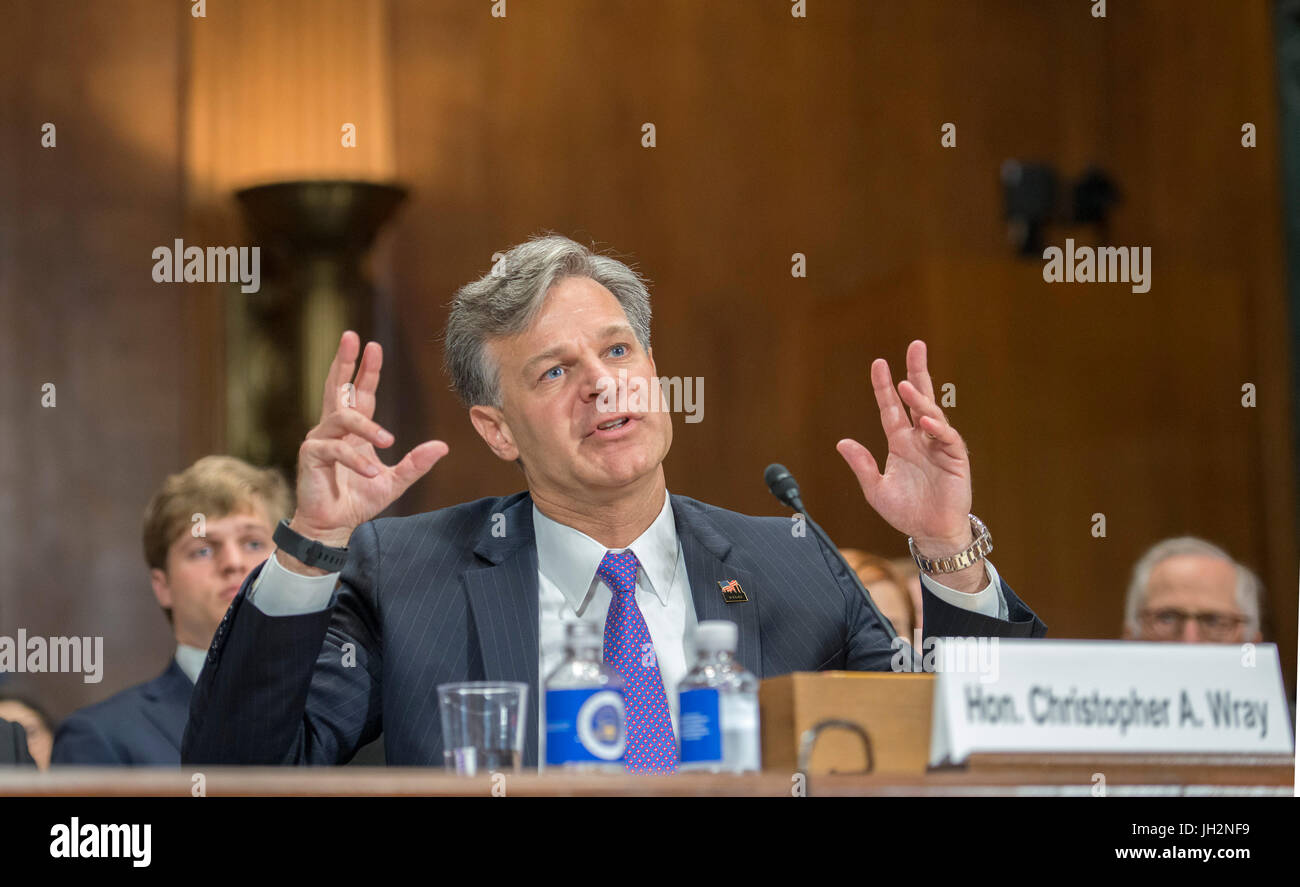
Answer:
[{"left": 836, "top": 340, "right": 974, "bottom": 559}]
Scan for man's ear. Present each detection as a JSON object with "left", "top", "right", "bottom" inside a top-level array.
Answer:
[
  {"left": 150, "top": 568, "right": 173, "bottom": 610},
  {"left": 646, "top": 344, "right": 657, "bottom": 375},
  {"left": 469, "top": 405, "right": 520, "bottom": 462}
]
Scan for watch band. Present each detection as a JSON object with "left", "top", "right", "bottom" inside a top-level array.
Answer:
[
  {"left": 272, "top": 519, "right": 349, "bottom": 572},
  {"left": 908, "top": 514, "right": 992, "bottom": 574}
]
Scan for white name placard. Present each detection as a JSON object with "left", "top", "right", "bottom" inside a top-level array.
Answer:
[{"left": 927, "top": 639, "right": 1294, "bottom": 765}]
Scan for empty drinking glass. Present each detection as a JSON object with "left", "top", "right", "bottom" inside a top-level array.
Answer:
[{"left": 437, "top": 681, "right": 528, "bottom": 775}]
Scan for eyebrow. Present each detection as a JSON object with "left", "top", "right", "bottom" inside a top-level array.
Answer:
[
  {"left": 182, "top": 521, "right": 272, "bottom": 542},
  {"left": 521, "top": 323, "right": 635, "bottom": 377},
  {"left": 236, "top": 522, "right": 273, "bottom": 534}
]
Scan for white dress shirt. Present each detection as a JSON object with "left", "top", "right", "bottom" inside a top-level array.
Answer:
[
  {"left": 247, "top": 490, "right": 1007, "bottom": 766},
  {"left": 533, "top": 492, "right": 694, "bottom": 764},
  {"left": 175, "top": 643, "right": 207, "bottom": 685}
]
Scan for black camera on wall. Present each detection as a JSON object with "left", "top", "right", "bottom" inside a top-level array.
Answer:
[{"left": 1001, "top": 160, "right": 1119, "bottom": 256}]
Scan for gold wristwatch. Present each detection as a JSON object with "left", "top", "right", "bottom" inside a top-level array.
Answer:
[{"left": 908, "top": 514, "right": 992, "bottom": 574}]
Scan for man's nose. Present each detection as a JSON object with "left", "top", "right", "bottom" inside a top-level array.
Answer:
[
  {"left": 1180, "top": 619, "right": 1202, "bottom": 643},
  {"left": 217, "top": 545, "right": 248, "bottom": 574},
  {"left": 576, "top": 354, "right": 614, "bottom": 402}
]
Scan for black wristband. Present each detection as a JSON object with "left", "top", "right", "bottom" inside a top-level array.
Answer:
[{"left": 272, "top": 519, "right": 349, "bottom": 572}]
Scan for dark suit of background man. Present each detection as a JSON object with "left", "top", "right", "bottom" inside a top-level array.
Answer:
[
  {"left": 185, "top": 235, "right": 1046, "bottom": 770},
  {"left": 52, "top": 456, "right": 290, "bottom": 765}
]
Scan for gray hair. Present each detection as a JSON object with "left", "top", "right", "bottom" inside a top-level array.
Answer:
[
  {"left": 1123, "top": 536, "right": 1262, "bottom": 637},
  {"left": 443, "top": 235, "right": 653, "bottom": 408}
]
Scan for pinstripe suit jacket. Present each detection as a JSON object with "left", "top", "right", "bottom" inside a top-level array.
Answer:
[{"left": 182, "top": 491, "right": 1046, "bottom": 767}]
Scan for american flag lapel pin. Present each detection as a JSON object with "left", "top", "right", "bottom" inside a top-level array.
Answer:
[{"left": 718, "top": 579, "right": 747, "bottom": 603}]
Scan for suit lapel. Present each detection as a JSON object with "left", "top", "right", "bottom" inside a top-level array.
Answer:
[
  {"left": 458, "top": 492, "right": 765, "bottom": 767},
  {"left": 139, "top": 660, "right": 194, "bottom": 753},
  {"left": 672, "top": 496, "right": 764, "bottom": 677},
  {"left": 462, "top": 495, "right": 540, "bottom": 767}
]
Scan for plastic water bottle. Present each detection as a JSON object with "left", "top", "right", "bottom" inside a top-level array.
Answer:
[
  {"left": 544, "top": 621, "right": 627, "bottom": 771},
  {"left": 677, "top": 620, "right": 761, "bottom": 772}
]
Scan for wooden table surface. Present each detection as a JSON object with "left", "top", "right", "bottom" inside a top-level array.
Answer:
[{"left": 0, "top": 754, "right": 1292, "bottom": 796}]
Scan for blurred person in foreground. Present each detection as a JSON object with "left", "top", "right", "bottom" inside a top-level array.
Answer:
[
  {"left": 0, "top": 690, "right": 54, "bottom": 770},
  {"left": 1122, "top": 536, "right": 1264, "bottom": 644},
  {"left": 185, "top": 234, "right": 1046, "bottom": 771},
  {"left": 888, "top": 556, "right": 924, "bottom": 633},
  {"left": 0, "top": 717, "right": 36, "bottom": 766},
  {"left": 841, "top": 549, "right": 920, "bottom": 643},
  {"left": 51, "top": 456, "right": 290, "bottom": 765}
]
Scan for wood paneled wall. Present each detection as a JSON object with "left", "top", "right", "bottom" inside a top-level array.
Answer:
[{"left": 0, "top": 0, "right": 189, "bottom": 716}]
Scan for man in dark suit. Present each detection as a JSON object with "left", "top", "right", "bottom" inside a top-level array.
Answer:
[
  {"left": 52, "top": 456, "right": 290, "bottom": 765},
  {"left": 51, "top": 662, "right": 195, "bottom": 766},
  {"left": 184, "top": 235, "right": 1046, "bottom": 770},
  {"left": 0, "top": 717, "right": 36, "bottom": 766}
]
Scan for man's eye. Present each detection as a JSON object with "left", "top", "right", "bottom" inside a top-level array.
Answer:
[
  {"left": 245, "top": 539, "right": 266, "bottom": 551},
  {"left": 191, "top": 547, "right": 212, "bottom": 559},
  {"left": 542, "top": 366, "right": 565, "bottom": 381},
  {"left": 609, "top": 344, "right": 628, "bottom": 358}
]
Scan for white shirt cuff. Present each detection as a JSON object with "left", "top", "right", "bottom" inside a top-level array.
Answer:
[
  {"left": 918, "top": 559, "right": 1006, "bottom": 620},
  {"left": 248, "top": 551, "right": 339, "bottom": 616}
]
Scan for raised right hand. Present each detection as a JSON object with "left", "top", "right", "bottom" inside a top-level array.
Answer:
[{"left": 279, "top": 330, "right": 448, "bottom": 574}]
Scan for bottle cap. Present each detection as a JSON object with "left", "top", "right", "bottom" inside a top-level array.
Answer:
[
  {"left": 564, "top": 621, "right": 602, "bottom": 647},
  {"left": 695, "top": 620, "right": 738, "bottom": 654}
]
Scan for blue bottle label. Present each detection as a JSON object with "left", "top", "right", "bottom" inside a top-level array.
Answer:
[
  {"left": 678, "top": 688, "right": 723, "bottom": 763},
  {"left": 546, "top": 688, "right": 626, "bottom": 765}
]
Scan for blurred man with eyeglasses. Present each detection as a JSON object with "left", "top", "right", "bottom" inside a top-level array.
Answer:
[{"left": 1122, "top": 537, "right": 1264, "bottom": 644}]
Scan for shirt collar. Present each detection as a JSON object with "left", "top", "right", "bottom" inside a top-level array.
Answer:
[
  {"left": 533, "top": 490, "right": 679, "bottom": 616},
  {"left": 174, "top": 644, "right": 207, "bottom": 685}
]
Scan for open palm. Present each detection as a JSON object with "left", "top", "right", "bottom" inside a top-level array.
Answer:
[
  {"left": 292, "top": 331, "right": 448, "bottom": 546},
  {"left": 836, "top": 340, "right": 972, "bottom": 549}
]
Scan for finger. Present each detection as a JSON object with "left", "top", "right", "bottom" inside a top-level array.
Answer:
[
  {"left": 300, "top": 438, "right": 383, "bottom": 478},
  {"left": 905, "top": 339, "right": 936, "bottom": 402},
  {"left": 870, "top": 358, "right": 911, "bottom": 435},
  {"left": 309, "top": 407, "right": 395, "bottom": 449},
  {"left": 836, "top": 438, "right": 882, "bottom": 498},
  {"left": 897, "top": 379, "right": 946, "bottom": 429},
  {"left": 390, "top": 440, "right": 450, "bottom": 495},
  {"left": 917, "top": 415, "right": 967, "bottom": 461},
  {"left": 320, "top": 331, "right": 361, "bottom": 419},
  {"left": 350, "top": 341, "right": 383, "bottom": 419}
]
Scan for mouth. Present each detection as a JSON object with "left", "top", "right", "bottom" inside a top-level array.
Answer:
[
  {"left": 221, "top": 585, "right": 241, "bottom": 600},
  {"left": 587, "top": 414, "right": 638, "bottom": 439}
]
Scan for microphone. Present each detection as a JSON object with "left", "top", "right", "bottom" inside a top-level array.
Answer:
[
  {"left": 763, "top": 462, "right": 805, "bottom": 514},
  {"left": 764, "top": 463, "right": 901, "bottom": 642}
]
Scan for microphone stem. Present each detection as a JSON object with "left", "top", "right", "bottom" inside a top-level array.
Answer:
[{"left": 800, "top": 510, "right": 902, "bottom": 643}]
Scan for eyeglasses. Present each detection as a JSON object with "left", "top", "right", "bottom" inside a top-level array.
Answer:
[{"left": 1138, "top": 608, "right": 1247, "bottom": 641}]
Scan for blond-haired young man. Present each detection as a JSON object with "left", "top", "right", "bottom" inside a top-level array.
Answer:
[{"left": 52, "top": 456, "right": 290, "bottom": 766}]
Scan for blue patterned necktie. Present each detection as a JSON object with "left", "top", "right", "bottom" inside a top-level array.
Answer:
[{"left": 597, "top": 549, "right": 678, "bottom": 772}]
